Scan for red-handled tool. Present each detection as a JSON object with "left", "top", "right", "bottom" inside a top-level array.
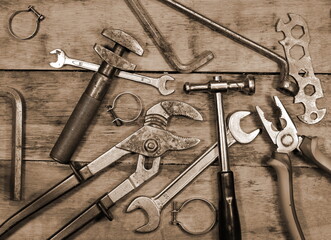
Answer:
[{"left": 256, "top": 96, "right": 331, "bottom": 240}]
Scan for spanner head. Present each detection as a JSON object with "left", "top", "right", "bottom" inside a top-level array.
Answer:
[
  {"left": 158, "top": 75, "right": 175, "bottom": 96},
  {"left": 49, "top": 49, "right": 66, "bottom": 68},
  {"left": 126, "top": 196, "right": 160, "bottom": 233},
  {"left": 228, "top": 111, "right": 260, "bottom": 144}
]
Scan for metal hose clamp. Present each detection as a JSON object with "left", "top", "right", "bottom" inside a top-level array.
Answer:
[
  {"left": 106, "top": 92, "right": 143, "bottom": 126},
  {"left": 171, "top": 198, "right": 217, "bottom": 235},
  {"left": 8, "top": 5, "right": 45, "bottom": 40}
]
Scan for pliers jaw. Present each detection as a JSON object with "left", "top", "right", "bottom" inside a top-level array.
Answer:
[{"left": 256, "top": 96, "right": 299, "bottom": 153}]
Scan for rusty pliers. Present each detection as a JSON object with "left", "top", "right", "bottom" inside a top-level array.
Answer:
[{"left": 256, "top": 96, "right": 331, "bottom": 240}]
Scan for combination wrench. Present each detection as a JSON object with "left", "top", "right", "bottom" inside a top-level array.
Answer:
[
  {"left": 126, "top": 111, "right": 260, "bottom": 233},
  {"left": 50, "top": 49, "right": 175, "bottom": 96}
]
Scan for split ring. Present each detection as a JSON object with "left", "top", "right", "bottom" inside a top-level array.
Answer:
[
  {"left": 106, "top": 92, "right": 143, "bottom": 126},
  {"left": 171, "top": 198, "right": 217, "bottom": 235},
  {"left": 8, "top": 6, "right": 45, "bottom": 40}
]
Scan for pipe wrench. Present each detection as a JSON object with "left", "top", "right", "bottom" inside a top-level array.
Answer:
[
  {"left": 0, "top": 101, "right": 203, "bottom": 238},
  {"left": 126, "top": 111, "right": 260, "bottom": 233},
  {"left": 256, "top": 96, "right": 331, "bottom": 240}
]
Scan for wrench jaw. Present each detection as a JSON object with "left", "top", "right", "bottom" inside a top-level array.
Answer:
[
  {"left": 158, "top": 75, "right": 175, "bottom": 96},
  {"left": 228, "top": 111, "right": 261, "bottom": 144},
  {"left": 126, "top": 196, "right": 161, "bottom": 233},
  {"left": 49, "top": 49, "right": 66, "bottom": 68},
  {"left": 145, "top": 101, "right": 203, "bottom": 129}
]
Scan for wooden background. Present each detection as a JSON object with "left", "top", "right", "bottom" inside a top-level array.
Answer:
[{"left": 0, "top": 0, "right": 330, "bottom": 239}]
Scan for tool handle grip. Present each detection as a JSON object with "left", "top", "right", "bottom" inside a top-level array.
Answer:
[
  {"left": 299, "top": 136, "right": 331, "bottom": 175},
  {"left": 218, "top": 171, "right": 241, "bottom": 240},
  {"left": 50, "top": 92, "right": 102, "bottom": 164},
  {"left": 268, "top": 152, "right": 305, "bottom": 240}
]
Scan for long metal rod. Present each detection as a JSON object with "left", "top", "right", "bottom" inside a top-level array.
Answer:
[
  {"left": 157, "top": 0, "right": 297, "bottom": 95},
  {"left": 0, "top": 87, "right": 23, "bottom": 201},
  {"left": 215, "top": 92, "right": 229, "bottom": 171}
]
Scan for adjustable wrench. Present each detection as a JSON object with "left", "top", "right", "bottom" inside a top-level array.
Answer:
[
  {"left": 126, "top": 111, "right": 260, "bottom": 233},
  {"left": 50, "top": 49, "right": 175, "bottom": 96}
]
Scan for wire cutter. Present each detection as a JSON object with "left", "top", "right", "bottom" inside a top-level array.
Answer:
[{"left": 256, "top": 96, "right": 331, "bottom": 240}]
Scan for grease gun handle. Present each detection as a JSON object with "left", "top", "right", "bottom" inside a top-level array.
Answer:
[
  {"left": 299, "top": 136, "right": 331, "bottom": 175},
  {"left": 218, "top": 171, "right": 241, "bottom": 240}
]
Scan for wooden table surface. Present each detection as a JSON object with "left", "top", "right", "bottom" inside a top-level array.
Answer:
[{"left": 0, "top": 0, "right": 330, "bottom": 239}]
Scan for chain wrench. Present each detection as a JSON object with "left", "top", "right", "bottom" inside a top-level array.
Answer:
[{"left": 50, "top": 49, "right": 175, "bottom": 96}]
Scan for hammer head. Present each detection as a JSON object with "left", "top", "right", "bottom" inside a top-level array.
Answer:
[
  {"left": 102, "top": 28, "right": 143, "bottom": 56},
  {"left": 126, "top": 196, "right": 161, "bottom": 232}
]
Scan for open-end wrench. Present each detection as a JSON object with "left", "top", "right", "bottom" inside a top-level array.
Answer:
[
  {"left": 49, "top": 49, "right": 175, "bottom": 96},
  {"left": 126, "top": 111, "right": 260, "bottom": 233}
]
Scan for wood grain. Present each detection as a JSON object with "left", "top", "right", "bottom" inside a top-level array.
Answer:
[
  {"left": 0, "top": 0, "right": 330, "bottom": 239},
  {"left": 0, "top": 161, "right": 330, "bottom": 240},
  {"left": 0, "top": 0, "right": 330, "bottom": 72}
]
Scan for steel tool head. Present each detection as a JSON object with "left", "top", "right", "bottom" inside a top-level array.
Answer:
[
  {"left": 94, "top": 44, "right": 137, "bottom": 71},
  {"left": 158, "top": 75, "right": 175, "bottom": 96},
  {"left": 145, "top": 100, "right": 203, "bottom": 128},
  {"left": 256, "top": 96, "right": 299, "bottom": 153},
  {"left": 126, "top": 196, "right": 160, "bottom": 232},
  {"left": 228, "top": 111, "right": 260, "bottom": 144},
  {"left": 49, "top": 49, "right": 66, "bottom": 68},
  {"left": 101, "top": 28, "right": 143, "bottom": 56}
]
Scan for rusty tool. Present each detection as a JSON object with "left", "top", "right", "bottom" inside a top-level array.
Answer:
[
  {"left": 0, "top": 87, "right": 24, "bottom": 201},
  {"left": 156, "top": 0, "right": 298, "bottom": 96},
  {"left": 277, "top": 13, "right": 326, "bottom": 124},
  {"left": 127, "top": 111, "right": 260, "bottom": 233},
  {"left": 184, "top": 75, "right": 255, "bottom": 240},
  {"left": 0, "top": 101, "right": 202, "bottom": 237},
  {"left": 47, "top": 101, "right": 203, "bottom": 239},
  {"left": 125, "top": 0, "right": 214, "bottom": 73},
  {"left": 49, "top": 49, "right": 175, "bottom": 96},
  {"left": 256, "top": 96, "right": 331, "bottom": 240},
  {"left": 50, "top": 28, "right": 143, "bottom": 165}
]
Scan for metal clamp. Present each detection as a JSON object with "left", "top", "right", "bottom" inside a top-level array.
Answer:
[
  {"left": 171, "top": 198, "right": 217, "bottom": 235},
  {"left": 106, "top": 92, "right": 143, "bottom": 126},
  {"left": 8, "top": 5, "right": 45, "bottom": 40}
]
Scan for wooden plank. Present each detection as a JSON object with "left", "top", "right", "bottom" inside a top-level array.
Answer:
[
  {"left": 0, "top": 72, "right": 329, "bottom": 168},
  {"left": 0, "top": 161, "right": 330, "bottom": 239},
  {"left": 0, "top": 0, "right": 329, "bottom": 72}
]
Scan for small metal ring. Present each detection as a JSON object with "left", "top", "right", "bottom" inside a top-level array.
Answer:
[
  {"left": 108, "top": 92, "right": 143, "bottom": 124},
  {"left": 8, "top": 6, "right": 45, "bottom": 40},
  {"left": 171, "top": 198, "right": 217, "bottom": 235}
]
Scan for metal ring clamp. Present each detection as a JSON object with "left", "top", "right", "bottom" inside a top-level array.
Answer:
[
  {"left": 8, "top": 5, "right": 45, "bottom": 40},
  {"left": 171, "top": 198, "right": 217, "bottom": 235},
  {"left": 106, "top": 92, "right": 143, "bottom": 126}
]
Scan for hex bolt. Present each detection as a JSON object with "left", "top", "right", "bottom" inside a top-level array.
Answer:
[{"left": 183, "top": 75, "right": 255, "bottom": 95}]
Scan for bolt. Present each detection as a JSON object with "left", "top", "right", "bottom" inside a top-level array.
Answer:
[
  {"left": 281, "top": 134, "right": 294, "bottom": 147},
  {"left": 28, "top": 6, "right": 45, "bottom": 21},
  {"left": 144, "top": 139, "right": 158, "bottom": 152}
]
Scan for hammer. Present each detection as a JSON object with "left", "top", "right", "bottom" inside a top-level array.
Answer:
[
  {"left": 50, "top": 28, "right": 143, "bottom": 168},
  {"left": 184, "top": 75, "right": 255, "bottom": 240}
]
